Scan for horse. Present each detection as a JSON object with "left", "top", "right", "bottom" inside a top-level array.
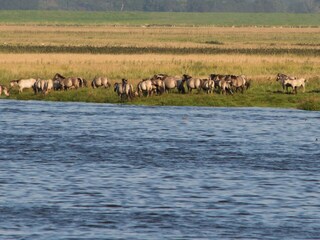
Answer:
[
  {"left": 42, "top": 80, "right": 54, "bottom": 95},
  {"left": 283, "top": 78, "right": 306, "bottom": 94},
  {"left": 151, "top": 78, "right": 166, "bottom": 95},
  {"left": 227, "top": 75, "right": 247, "bottom": 93},
  {"left": 183, "top": 74, "right": 203, "bottom": 93},
  {"left": 210, "top": 74, "right": 233, "bottom": 95},
  {"left": 53, "top": 73, "right": 80, "bottom": 90},
  {"left": 158, "top": 76, "right": 182, "bottom": 93},
  {"left": 78, "top": 77, "right": 88, "bottom": 88},
  {"left": 137, "top": 79, "right": 156, "bottom": 97},
  {"left": 0, "top": 85, "right": 10, "bottom": 96},
  {"left": 10, "top": 78, "right": 37, "bottom": 93},
  {"left": 114, "top": 80, "right": 135, "bottom": 100},
  {"left": 150, "top": 73, "right": 182, "bottom": 93},
  {"left": 201, "top": 78, "right": 215, "bottom": 94},
  {"left": 276, "top": 73, "right": 297, "bottom": 92},
  {"left": 151, "top": 73, "right": 168, "bottom": 81},
  {"left": 91, "top": 76, "right": 111, "bottom": 89},
  {"left": 33, "top": 79, "right": 42, "bottom": 94},
  {"left": 32, "top": 79, "right": 54, "bottom": 95}
]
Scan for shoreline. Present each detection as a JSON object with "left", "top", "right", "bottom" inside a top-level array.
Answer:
[{"left": 1, "top": 88, "right": 319, "bottom": 111}]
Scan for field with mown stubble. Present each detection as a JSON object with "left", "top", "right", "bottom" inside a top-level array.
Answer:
[{"left": 0, "top": 17, "right": 319, "bottom": 110}]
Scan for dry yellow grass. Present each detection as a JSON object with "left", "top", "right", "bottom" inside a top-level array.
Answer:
[
  {"left": 0, "top": 25, "right": 319, "bottom": 93},
  {"left": 1, "top": 53, "right": 320, "bottom": 64},
  {"left": 0, "top": 53, "right": 319, "bottom": 86},
  {"left": 1, "top": 25, "right": 319, "bottom": 50}
]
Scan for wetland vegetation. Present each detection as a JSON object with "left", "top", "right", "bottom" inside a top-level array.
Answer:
[{"left": 0, "top": 11, "right": 319, "bottom": 110}]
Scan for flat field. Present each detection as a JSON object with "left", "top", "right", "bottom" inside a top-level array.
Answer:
[
  {"left": 0, "top": 11, "right": 320, "bottom": 27},
  {"left": 0, "top": 11, "right": 319, "bottom": 110}
]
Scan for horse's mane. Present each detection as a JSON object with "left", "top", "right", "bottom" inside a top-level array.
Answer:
[{"left": 54, "top": 73, "right": 65, "bottom": 79}]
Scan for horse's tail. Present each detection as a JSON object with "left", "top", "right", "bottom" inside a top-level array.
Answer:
[
  {"left": 114, "top": 83, "right": 119, "bottom": 93},
  {"left": 129, "top": 84, "right": 135, "bottom": 99}
]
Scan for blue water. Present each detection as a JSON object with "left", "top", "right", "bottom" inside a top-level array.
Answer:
[{"left": 0, "top": 99, "right": 319, "bottom": 239}]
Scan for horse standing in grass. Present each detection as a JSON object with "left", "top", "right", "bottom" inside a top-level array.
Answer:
[
  {"left": 183, "top": 74, "right": 203, "bottom": 93},
  {"left": 276, "top": 73, "right": 296, "bottom": 92},
  {"left": 137, "top": 79, "right": 156, "bottom": 97},
  {"left": 283, "top": 78, "right": 307, "bottom": 94},
  {"left": 227, "top": 75, "right": 247, "bottom": 93},
  {"left": 91, "top": 76, "right": 111, "bottom": 89},
  {"left": 209, "top": 74, "right": 233, "bottom": 95},
  {"left": 10, "top": 78, "right": 37, "bottom": 93},
  {"left": 114, "top": 79, "right": 135, "bottom": 100},
  {"left": 53, "top": 73, "right": 80, "bottom": 90},
  {"left": 201, "top": 78, "right": 215, "bottom": 94},
  {"left": 33, "top": 79, "right": 54, "bottom": 95}
]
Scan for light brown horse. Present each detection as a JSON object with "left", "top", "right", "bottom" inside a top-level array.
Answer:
[
  {"left": 33, "top": 79, "right": 53, "bottom": 95},
  {"left": 114, "top": 80, "right": 135, "bottom": 100},
  {"left": 151, "top": 78, "right": 166, "bottom": 95},
  {"left": 276, "top": 73, "right": 297, "bottom": 92},
  {"left": 209, "top": 74, "right": 233, "bottom": 95},
  {"left": 284, "top": 78, "right": 306, "bottom": 94},
  {"left": 183, "top": 74, "right": 203, "bottom": 93},
  {"left": 91, "top": 76, "right": 111, "bottom": 89},
  {"left": 10, "top": 78, "right": 37, "bottom": 93},
  {"left": 53, "top": 73, "right": 80, "bottom": 90},
  {"left": 201, "top": 78, "right": 215, "bottom": 94},
  {"left": 227, "top": 75, "right": 247, "bottom": 93},
  {"left": 137, "top": 79, "right": 156, "bottom": 97}
]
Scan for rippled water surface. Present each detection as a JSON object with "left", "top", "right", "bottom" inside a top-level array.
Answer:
[{"left": 0, "top": 99, "right": 319, "bottom": 239}]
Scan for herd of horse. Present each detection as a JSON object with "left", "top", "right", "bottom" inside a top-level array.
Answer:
[{"left": 0, "top": 72, "right": 307, "bottom": 100}]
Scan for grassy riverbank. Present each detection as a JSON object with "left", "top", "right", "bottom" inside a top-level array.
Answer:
[
  {"left": 0, "top": 12, "right": 319, "bottom": 110},
  {"left": 8, "top": 85, "right": 320, "bottom": 111},
  {"left": 0, "top": 53, "right": 319, "bottom": 111}
]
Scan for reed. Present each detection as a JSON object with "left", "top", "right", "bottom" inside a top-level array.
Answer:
[
  {"left": 0, "top": 53, "right": 319, "bottom": 111},
  {"left": 1, "top": 25, "right": 319, "bottom": 54},
  {"left": 1, "top": 45, "right": 319, "bottom": 56},
  {"left": 0, "top": 22, "right": 319, "bottom": 110}
]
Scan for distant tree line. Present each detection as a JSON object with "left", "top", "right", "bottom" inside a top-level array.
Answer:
[{"left": 0, "top": 0, "right": 319, "bottom": 13}]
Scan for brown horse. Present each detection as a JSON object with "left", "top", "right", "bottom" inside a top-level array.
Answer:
[
  {"left": 91, "top": 76, "right": 111, "bottom": 89},
  {"left": 183, "top": 74, "right": 203, "bottom": 93},
  {"left": 201, "top": 78, "right": 215, "bottom": 94},
  {"left": 137, "top": 79, "right": 156, "bottom": 97},
  {"left": 33, "top": 79, "right": 53, "bottom": 95},
  {"left": 114, "top": 80, "right": 135, "bottom": 100},
  {"left": 210, "top": 74, "right": 233, "bottom": 95},
  {"left": 53, "top": 73, "right": 80, "bottom": 90},
  {"left": 276, "top": 73, "right": 297, "bottom": 92},
  {"left": 227, "top": 75, "right": 247, "bottom": 93}
]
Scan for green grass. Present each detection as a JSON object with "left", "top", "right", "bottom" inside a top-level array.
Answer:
[
  {"left": 3, "top": 79, "right": 320, "bottom": 111},
  {"left": 0, "top": 11, "right": 319, "bottom": 110},
  {"left": 0, "top": 11, "right": 319, "bottom": 27}
]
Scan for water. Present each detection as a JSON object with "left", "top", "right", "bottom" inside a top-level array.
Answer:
[{"left": 0, "top": 99, "right": 319, "bottom": 240}]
